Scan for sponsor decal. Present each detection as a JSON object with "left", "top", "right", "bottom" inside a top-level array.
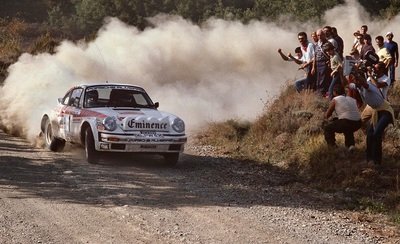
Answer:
[
  {"left": 127, "top": 119, "right": 168, "bottom": 130},
  {"left": 119, "top": 111, "right": 144, "bottom": 115},
  {"left": 75, "top": 109, "right": 107, "bottom": 118},
  {"left": 72, "top": 118, "right": 82, "bottom": 123}
]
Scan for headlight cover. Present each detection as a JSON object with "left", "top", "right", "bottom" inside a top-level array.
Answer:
[
  {"left": 171, "top": 118, "right": 185, "bottom": 133},
  {"left": 103, "top": 116, "right": 117, "bottom": 131}
]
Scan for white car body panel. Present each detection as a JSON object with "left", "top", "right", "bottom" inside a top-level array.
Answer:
[{"left": 42, "top": 83, "right": 187, "bottom": 154}]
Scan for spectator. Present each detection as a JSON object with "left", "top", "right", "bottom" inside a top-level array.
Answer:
[
  {"left": 353, "top": 32, "right": 364, "bottom": 55},
  {"left": 323, "top": 42, "right": 343, "bottom": 100},
  {"left": 342, "top": 73, "right": 364, "bottom": 108},
  {"left": 312, "top": 29, "right": 331, "bottom": 95},
  {"left": 294, "top": 32, "right": 315, "bottom": 90},
  {"left": 367, "top": 62, "right": 391, "bottom": 100},
  {"left": 353, "top": 71, "right": 395, "bottom": 166},
  {"left": 349, "top": 47, "right": 361, "bottom": 62},
  {"left": 323, "top": 84, "right": 361, "bottom": 151},
  {"left": 375, "top": 35, "right": 392, "bottom": 75},
  {"left": 384, "top": 32, "right": 399, "bottom": 85},
  {"left": 360, "top": 25, "right": 368, "bottom": 35},
  {"left": 353, "top": 25, "right": 368, "bottom": 51},
  {"left": 296, "top": 32, "right": 315, "bottom": 65},
  {"left": 331, "top": 27, "right": 344, "bottom": 59},
  {"left": 323, "top": 26, "right": 338, "bottom": 51},
  {"left": 277, "top": 47, "right": 309, "bottom": 92},
  {"left": 360, "top": 34, "right": 376, "bottom": 60},
  {"left": 311, "top": 31, "right": 318, "bottom": 44}
]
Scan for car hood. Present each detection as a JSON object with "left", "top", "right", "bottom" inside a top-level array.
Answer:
[{"left": 87, "top": 107, "right": 179, "bottom": 132}]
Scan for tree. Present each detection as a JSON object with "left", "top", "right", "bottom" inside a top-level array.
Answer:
[
  {"left": 74, "top": 0, "right": 116, "bottom": 32},
  {"left": 0, "top": 0, "right": 48, "bottom": 22}
]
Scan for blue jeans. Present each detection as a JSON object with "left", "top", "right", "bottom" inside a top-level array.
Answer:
[
  {"left": 388, "top": 63, "right": 395, "bottom": 84},
  {"left": 316, "top": 62, "right": 329, "bottom": 94},
  {"left": 328, "top": 74, "right": 341, "bottom": 100},
  {"left": 366, "top": 111, "right": 392, "bottom": 164},
  {"left": 295, "top": 77, "right": 308, "bottom": 92}
]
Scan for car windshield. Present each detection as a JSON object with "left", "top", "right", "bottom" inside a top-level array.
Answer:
[{"left": 84, "top": 85, "right": 154, "bottom": 108}]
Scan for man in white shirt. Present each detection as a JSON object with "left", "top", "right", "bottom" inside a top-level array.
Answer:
[
  {"left": 277, "top": 47, "right": 309, "bottom": 92},
  {"left": 324, "top": 84, "right": 361, "bottom": 151}
]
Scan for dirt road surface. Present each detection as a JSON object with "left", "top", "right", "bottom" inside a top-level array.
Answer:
[{"left": 0, "top": 130, "right": 399, "bottom": 243}]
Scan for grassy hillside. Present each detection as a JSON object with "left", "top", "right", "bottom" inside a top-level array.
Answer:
[
  {"left": 0, "top": 18, "right": 66, "bottom": 83},
  {"left": 195, "top": 83, "right": 400, "bottom": 223}
]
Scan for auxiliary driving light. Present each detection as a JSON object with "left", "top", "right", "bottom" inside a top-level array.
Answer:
[{"left": 100, "top": 143, "right": 110, "bottom": 150}]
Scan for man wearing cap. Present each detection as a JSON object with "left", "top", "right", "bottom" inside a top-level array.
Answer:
[{"left": 384, "top": 32, "right": 399, "bottom": 85}]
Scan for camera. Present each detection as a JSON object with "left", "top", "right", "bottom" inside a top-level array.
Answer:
[{"left": 345, "top": 50, "right": 379, "bottom": 82}]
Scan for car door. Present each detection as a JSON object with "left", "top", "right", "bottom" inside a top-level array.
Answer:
[{"left": 63, "top": 88, "right": 83, "bottom": 140}]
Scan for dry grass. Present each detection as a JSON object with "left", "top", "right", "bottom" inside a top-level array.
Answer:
[
  {"left": 0, "top": 19, "right": 64, "bottom": 84},
  {"left": 0, "top": 18, "right": 26, "bottom": 59},
  {"left": 29, "top": 32, "right": 59, "bottom": 55},
  {"left": 195, "top": 83, "right": 400, "bottom": 221}
]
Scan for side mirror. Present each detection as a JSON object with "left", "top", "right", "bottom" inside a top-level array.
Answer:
[
  {"left": 154, "top": 102, "right": 159, "bottom": 109},
  {"left": 57, "top": 98, "right": 63, "bottom": 104}
]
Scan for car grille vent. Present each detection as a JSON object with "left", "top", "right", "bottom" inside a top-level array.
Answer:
[{"left": 111, "top": 144, "right": 126, "bottom": 150}]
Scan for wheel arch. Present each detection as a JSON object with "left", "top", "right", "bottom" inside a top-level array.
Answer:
[
  {"left": 80, "top": 121, "right": 92, "bottom": 145},
  {"left": 40, "top": 114, "right": 49, "bottom": 133}
]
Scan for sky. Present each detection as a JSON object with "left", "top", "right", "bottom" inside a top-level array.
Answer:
[{"left": 0, "top": 0, "right": 399, "bottom": 142}]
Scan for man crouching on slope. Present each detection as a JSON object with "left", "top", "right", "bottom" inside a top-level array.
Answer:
[{"left": 324, "top": 84, "right": 362, "bottom": 151}]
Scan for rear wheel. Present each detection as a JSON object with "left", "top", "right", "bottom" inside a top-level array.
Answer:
[
  {"left": 163, "top": 153, "right": 179, "bottom": 166},
  {"left": 85, "top": 127, "right": 99, "bottom": 164},
  {"left": 44, "top": 118, "right": 65, "bottom": 152}
]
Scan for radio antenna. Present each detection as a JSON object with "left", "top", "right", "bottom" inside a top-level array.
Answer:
[{"left": 94, "top": 42, "right": 108, "bottom": 83}]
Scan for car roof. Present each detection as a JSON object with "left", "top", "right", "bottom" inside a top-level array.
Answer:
[{"left": 76, "top": 83, "right": 145, "bottom": 91}]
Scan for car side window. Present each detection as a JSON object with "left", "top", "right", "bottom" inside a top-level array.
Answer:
[
  {"left": 64, "top": 88, "right": 83, "bottom": 107},
  {"left": 62, "top": 91, "right": 72, "bottom": 105}
]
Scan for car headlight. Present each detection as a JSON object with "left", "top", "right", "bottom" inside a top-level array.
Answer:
[
  {"left": 103, "top": 116, "right": 117, "bottom": 131},
  {"left": 171, "top": 118, "right": 185, "bottom": 133}
]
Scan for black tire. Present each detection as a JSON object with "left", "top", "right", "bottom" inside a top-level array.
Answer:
[
  {"left": 44, "top": 118, "right": 65, "bottom": 152},
  {"left": 163, "top": 153, "right": 179, "bottom": 166},
  {"left": 85, "top": 127, "right": 99, "bottom": 164}
]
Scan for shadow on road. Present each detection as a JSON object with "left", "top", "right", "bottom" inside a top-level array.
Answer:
[{"left": 0, "top": 130, "right": 335, "bottom": 211}]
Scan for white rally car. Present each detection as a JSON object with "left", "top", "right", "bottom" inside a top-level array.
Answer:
[{"left": 41, "top": 83, "right": 187, "bottom": 165}]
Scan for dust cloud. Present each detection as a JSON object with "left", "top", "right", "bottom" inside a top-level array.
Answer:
[{"left": 0, "top": 0, "right": 398, "bottom": 141}]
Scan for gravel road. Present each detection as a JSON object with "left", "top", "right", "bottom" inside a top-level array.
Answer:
[{"left": 0, "top": 130, "right": 399, "bottom": 243}]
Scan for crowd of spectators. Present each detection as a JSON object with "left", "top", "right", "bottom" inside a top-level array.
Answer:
[{"left": 278, "top": 25, "right": 399, "bottom": 167}]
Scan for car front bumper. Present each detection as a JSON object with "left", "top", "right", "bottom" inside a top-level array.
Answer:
[{"left": 96, "top": 132, "right": 187, "bottom": 153}]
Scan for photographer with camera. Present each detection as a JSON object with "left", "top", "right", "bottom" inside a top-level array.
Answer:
[
  {"left": 349, "top": 62, "right": 395, "bottom": 166},
  {"left": 366, "top": 62, "right": 391, "bottom": 99}
]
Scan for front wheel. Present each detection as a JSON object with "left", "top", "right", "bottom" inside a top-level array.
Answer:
[
  {"left": 85, "top": 127, "right": 99, "bottom": 164},
  {"left": 163, "top": 153, "right": 179, "bottom": 166},
  {"left": 44, "top": 118, "right": 65, "bottom": 152}
]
